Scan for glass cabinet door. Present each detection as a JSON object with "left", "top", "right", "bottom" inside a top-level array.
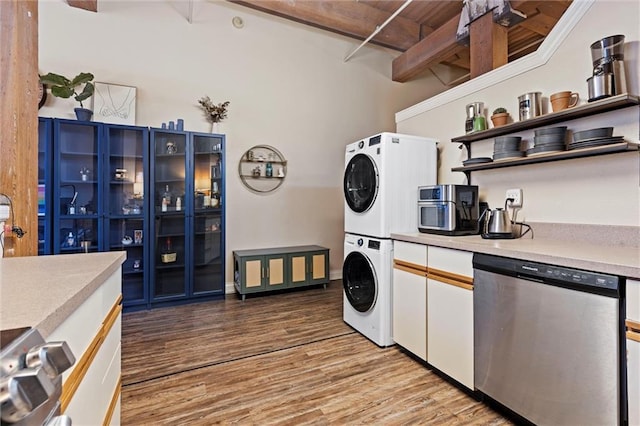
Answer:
[
  {"left": 53, "top": 120, "right": 101, "bottom": 254},
  {"left": 105, "top": 125, "right": 149, "bottom": 307},
  {"left": 192, "top": 133, "right": 224, "bottom": 295},
  {"left": 38, "top": 118, "right": 52, "bottom": 255},
  {"left": 152, "top": 130, "right": 188, "bottom": 300}
]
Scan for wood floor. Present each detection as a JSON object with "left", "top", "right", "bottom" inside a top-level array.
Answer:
[{"left": 121, "top": 282, "right": 512, "bottom": 425}]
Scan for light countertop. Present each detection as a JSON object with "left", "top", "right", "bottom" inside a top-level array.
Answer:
[
  {"left": 0, "top": 251, "right": 126, "bottom": 338},
  {"left": 391, "top": 232, "right": 640, "bottom": 279}
]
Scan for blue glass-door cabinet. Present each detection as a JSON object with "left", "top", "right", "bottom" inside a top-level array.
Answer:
[
  {"left": 52, "top": 119, "right": 103, "bottom": 255},
  {"left": 104, "top": 124, "right": 150, "bottom": 310},
  {"left": 48, "top": 119, "right": 150, "bottom": 310},
  {"left": 150, "top": 129, "right": 225, "bottom": 307},
  {"left": 38, "top": 118, "right": 53, "bottom": 255}
]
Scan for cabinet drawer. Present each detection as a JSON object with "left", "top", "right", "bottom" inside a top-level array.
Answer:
[
  {"left": 628, "top": 279, "right": 640, "bottom": 323},
  {"left": 428, "top": 246, "right": 473, "bottom": 278},
  {"left": 394, "top": 241, "right": 427, "bottom": 266}
]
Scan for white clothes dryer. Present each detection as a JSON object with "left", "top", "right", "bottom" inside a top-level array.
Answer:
[
  {"left": 344, "top": 132, "right": 437, "bottom": 238},
  {"left": 343, "top": 233, "right": 394, "bottom": 347}
]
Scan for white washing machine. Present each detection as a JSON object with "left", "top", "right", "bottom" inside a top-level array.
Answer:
[
  {"left": 343, "top": 233, "right": 394, "bottom": 347},
  {"left": 344, "top": 132, "right": 437, "bottom": 238}
]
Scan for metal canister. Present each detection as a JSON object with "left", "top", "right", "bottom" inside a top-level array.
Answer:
[{"left": 518, "top": 92, "right": 542, "bottom": 121}]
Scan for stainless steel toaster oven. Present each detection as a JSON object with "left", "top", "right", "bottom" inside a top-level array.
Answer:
[{"left": 417, "top": 184, "right": 479, "bottom": 235}]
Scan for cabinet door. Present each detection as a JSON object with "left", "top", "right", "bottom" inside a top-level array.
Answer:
[
  {"left": 290, "top": 253, "right": 308, "bottom": 286},
  {"left": 308, "top": 250, "right": 329, "bottom": 285},
  {"left": 629, "top": 336, "right": 640, "bottom": 426},
  {"left": 265, "top": 254, "right": 286, "bottom": 288},
  {"left": 38, "top": 118, "right": 53, "bottom": 255},
  {"left": 53, "top": 120, "right": 102, "bottom": 254},
  {"left": 105, "top": 124, "right": 149, "bottom": 308},
  {"left": 191, "top": 133, "right": 224, "bottom": 296},
  {"left": 427, "top": 278, "right": 474, "bottom": 389},
  {"left": 151, "top": 130, "right": 188, "bottom": 300},
  {"left": 392, "top": 267, "right": 427, "bottom": 360},
  {"left": 242, "top": 256, "right": 265, "bottom": 290}
]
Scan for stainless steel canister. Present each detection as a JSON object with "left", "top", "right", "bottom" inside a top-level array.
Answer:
[{"left": 518, "top": 92, "right": 542, "bottom": 121}]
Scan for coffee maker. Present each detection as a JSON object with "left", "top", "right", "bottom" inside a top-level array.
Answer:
[{"left": 587, "top": 34, "right": 627, "bottom": 102}]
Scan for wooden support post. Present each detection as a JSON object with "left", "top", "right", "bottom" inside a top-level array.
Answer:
[
  {"left": 469, "top": 12, "right": 508, "bottom": 79},
  {"left": 0, "top": 0, "right": 39, "bottom": 256}
]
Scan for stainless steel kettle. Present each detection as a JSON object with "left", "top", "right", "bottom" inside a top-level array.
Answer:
[
  {"left": 485, "top": 208, "right": 512, "bottom": 235},
  {"left": 479, "top": 200, "right": 514, "bottom": 238}
]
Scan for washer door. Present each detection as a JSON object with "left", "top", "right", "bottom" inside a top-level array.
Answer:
[
  {"left": 344, "top": 153, "right": 378, "bottom": 213},
  {"left": 343, "top": 251, "right": 377, "bottom": 313}
]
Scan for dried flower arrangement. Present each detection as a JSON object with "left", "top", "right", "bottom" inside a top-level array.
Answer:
[{"left": 197, "top": 96, "right": 230, "bottom": 123}]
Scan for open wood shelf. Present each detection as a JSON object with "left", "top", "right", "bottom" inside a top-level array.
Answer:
[
  {"left": 451, "top": 142, "right": 638, "bottom": 173},
  {"left": 451, "top": 94, "right": 639, "bottom": 144}
]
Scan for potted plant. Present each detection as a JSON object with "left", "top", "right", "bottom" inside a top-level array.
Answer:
[
  {"left": 491, "top": 107, "right": 509, "bottom": 127},
  {"left": 197, "top": 96, "right": 230, "bottom": 133},
  {"left": 39, "top": 72, "right": 95, "bottom": 121}
]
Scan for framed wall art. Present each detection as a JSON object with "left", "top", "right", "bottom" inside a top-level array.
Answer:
[{"left": 92, "top": 82, "right": 137, "bottom": 125}]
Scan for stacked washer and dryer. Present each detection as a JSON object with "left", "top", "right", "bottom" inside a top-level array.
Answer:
[{"left": 342, "top": 132, "right": 438, "bottom": 346}]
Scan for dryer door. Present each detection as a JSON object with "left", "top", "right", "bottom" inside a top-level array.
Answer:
[
  {"left": 343, "top": 251, "right": 377, "bottom": 312},
  {"left": 344, "top": 154, "right": 378, "bottom": 213}
]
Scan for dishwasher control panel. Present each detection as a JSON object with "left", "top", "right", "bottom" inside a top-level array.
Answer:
[
  {"left": 519, "top": 263, "right": 619, "bottom": 290},
  {"left": 473, "top": 253, "right": 621, "bottom": 292}
]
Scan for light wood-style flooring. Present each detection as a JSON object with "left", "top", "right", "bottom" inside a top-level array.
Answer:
[{"left": 121, "top": 282, "right": 512, "bottom": 425}]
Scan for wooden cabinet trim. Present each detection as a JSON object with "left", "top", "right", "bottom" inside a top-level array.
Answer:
[
  {"left": 628, "top": 330, "right": 640, "bottom": 343},
  {"left": 102, "top": 374, "right": 121, "bottom": 426},
  {"left": 427, "top": 268, "right": 473, "bottom": 290},
  {"left": 627, "top": 319, "right": 640, "bottom": 334},
  {"left": 61, "top": 295, "right": 122, "bottom": 412},
  {"left": 393, "top": 259, "right": 427, "bottom": 276}
]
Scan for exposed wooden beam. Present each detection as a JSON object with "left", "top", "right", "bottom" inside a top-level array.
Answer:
[
  {"left": 229, "top": 0, "right": 420, "bottom": 51},
  {"left": 67, "top": 0, "right": 97, "bottom": 13},
  {"left": 0, "top": 0, "right": 39, "bottom": 256},
  {"left": 392, "top": 14, "right": 463, "bottom": 82},
  {"left": 469, "top": 12, "right": 508, "bottom": 79}
]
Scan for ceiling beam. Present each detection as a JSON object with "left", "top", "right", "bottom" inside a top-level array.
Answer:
[
  {"left": 67, "top": 0, "right": 97, "bottom": 12},
  {"left": 469, "top": 12, "right": 508, "bottom": 79},
  {"left": 229, "top": 0, "right": 420, "bottom": 51},
  {"left": 392, "top": 14, "right": 463, "bottom": 82}
]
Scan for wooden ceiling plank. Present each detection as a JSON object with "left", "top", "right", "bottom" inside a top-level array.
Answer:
[
  {"left": 67, "top": 0, "right": 97, "bottom": 12},
  {"left": 392, "top": 13, "right": 462, "bottom": 82},
  {"left": 230, "top": 0, "right": 420, "bottom": 51},
  {"left": 518, "top": 13, "right": 558, "bottom": 37}
]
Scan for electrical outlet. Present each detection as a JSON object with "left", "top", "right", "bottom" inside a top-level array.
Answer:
[{"left": 506, "top": 188, "right": 523, "bottom": 207}]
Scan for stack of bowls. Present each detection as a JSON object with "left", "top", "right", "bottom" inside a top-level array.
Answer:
[
  {"left": 528, "top": 126, "right": 567, "bottom": 156},
  {"left": 493, "top": 136, "right": 524, "bottom": 160}
]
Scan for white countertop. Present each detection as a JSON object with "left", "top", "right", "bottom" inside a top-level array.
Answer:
[
  {"left": 391, "top": 232, "right": 640, "bottom": 279},
  {"left": 0, "top": 252, "right": 126, "bottom": 337}
]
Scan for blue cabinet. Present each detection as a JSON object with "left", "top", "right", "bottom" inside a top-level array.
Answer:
[
  {"left": 150, "top": 130, "right": 225, "bottom": 307},
  {"left": 38, "top": 118, "right": 53, "bottom": 255},
  {"left": 38, "top": 120, "right": 225, "bottom": 310}
]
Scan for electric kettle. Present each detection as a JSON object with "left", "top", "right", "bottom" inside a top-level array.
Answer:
[{"left": 479, "top": 201, "right": 515, "bottom": 239}]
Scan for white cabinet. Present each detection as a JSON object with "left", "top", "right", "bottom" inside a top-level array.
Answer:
[
  {"left": 628, "top": 279, "right": 640, "bottom": 426},
  {"left": 392, "top": 241, "right": 428, "bottom": 360},
  {"left": 427, "top": 246, "right": 474, "bottom": 390},
  {"left": 48, "top": 267, "right": 122, "bottom": 426}
]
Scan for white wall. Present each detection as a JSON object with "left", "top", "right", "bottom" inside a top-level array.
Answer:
[
  {"left": 38, "top": 0, "right": 447, "bottom": 286},
  {"left": 397, "top": 0, "right": 640, "bottom": 227}
]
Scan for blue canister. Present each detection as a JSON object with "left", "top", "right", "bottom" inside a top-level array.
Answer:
[
  {"left": 177, "top": 119, "right": 184, "bottom": 131},
  {"left": 168, "top": 121, "right": 175, "bottom": 130}
]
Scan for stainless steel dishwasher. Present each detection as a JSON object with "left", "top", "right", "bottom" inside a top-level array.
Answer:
[{"left": 473, "top": 253, "right": 626, "bottom": 426}]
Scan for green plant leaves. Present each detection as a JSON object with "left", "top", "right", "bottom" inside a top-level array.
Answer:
[
  {"left": 75, "top": 82, "right": 95, "bottom": 103},
  {"left": 50, "top": 86, "right": 74, "bottom": 99},
  {"left": 39, "top": 72, "right": 70, "bottom": 87},
  {"left": 70, "top": 72, "right": 94, "bottom": 86}
]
